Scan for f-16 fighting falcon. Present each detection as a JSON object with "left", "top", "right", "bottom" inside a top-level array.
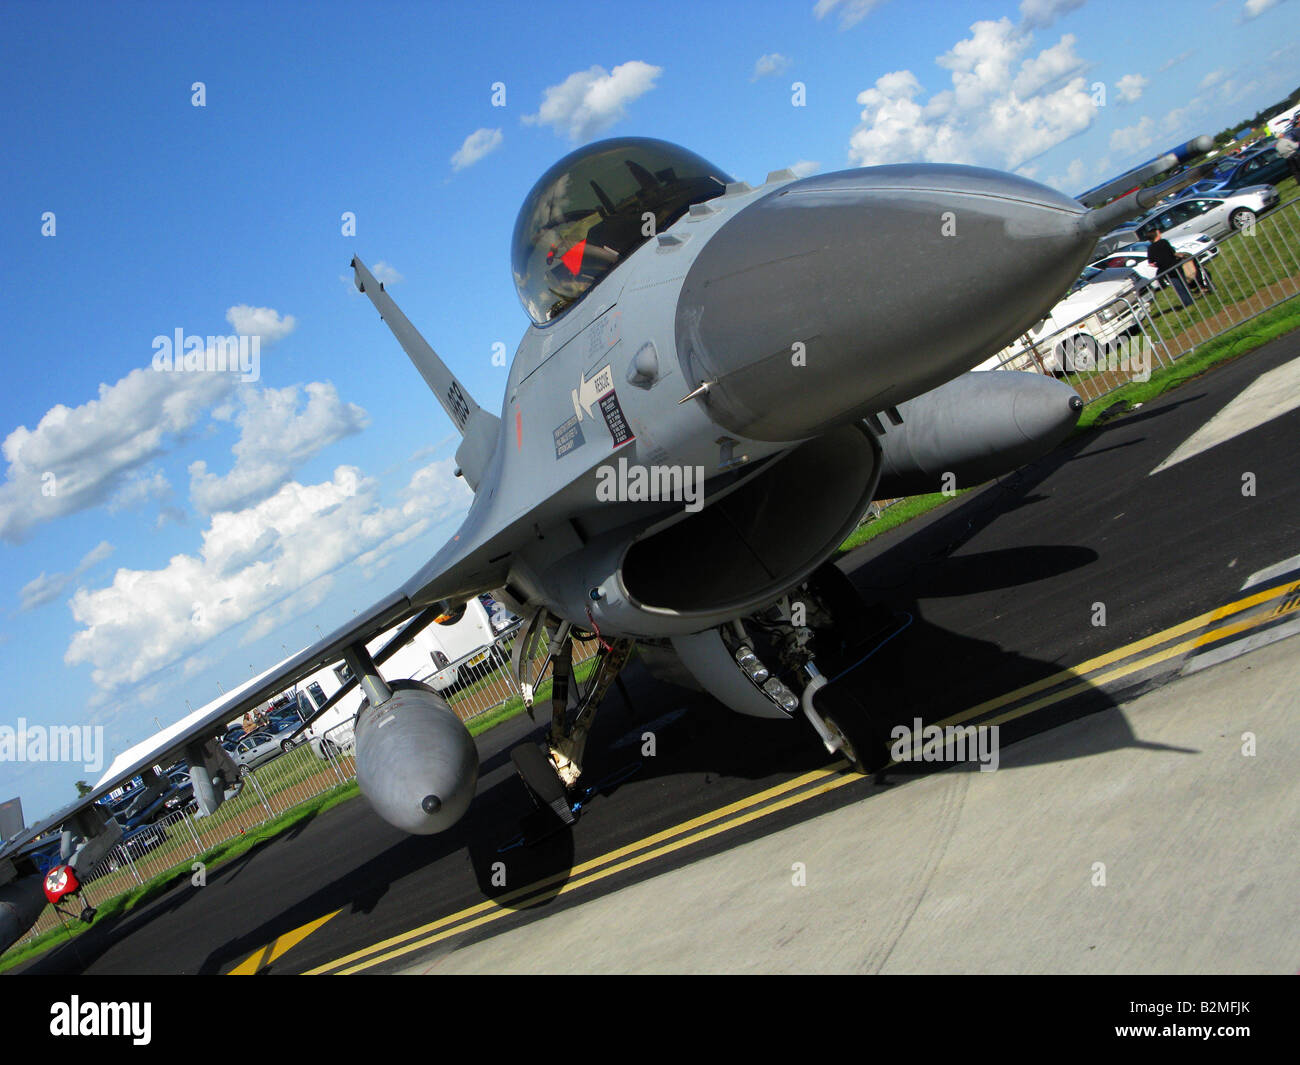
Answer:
[{"left": 0, "top": 135, "right": 1213, "bottom": 950}]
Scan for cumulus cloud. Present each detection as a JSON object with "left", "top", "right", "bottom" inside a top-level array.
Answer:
[
  {"left": 19, "top": 541, "right": 114, "bottom": 612},
  {"left": 1243, "top": 0, "right": 1283, "bottom": 18},
  {"left": 1109, "top": 115, "right": 1155, "bottom": 155},
  {"left": 370, "top": 261, "right": 403, "bottom": 285},
  {"left": 188, "top": 381, "right": 370, "bottom": 514},
  {"left": 1115, "top": 73, "right": 1147, "bottom": 104},
  {"left": 813, "top": 0, "right": 885, "bottom": 29},
  {"left": 523, "top": 61, "right": 662, "bottom": 140},
  {"left": 225, "top": 305, "right": 296, "bottom": 345},
  {"left": 1045, "top": 156, "right": 1088, "bottom": 193},
  {"left": 108, "top": 468, "right": 172, "bottom": 513},
  {"left": 451, "top": 127, "right": 503, "bottom": 170},
  {"left": 789, "top": 160, "right": 820, "bottom": 177},
  {"left": 1018, "top": 0, "right": 1085, "bottom": 29},
  {"left": 0, "top": 365, "right": 234, "bottom": 542},
  {"left": 848, "top": 19, "right": 1096, "bottom": 170},
  {"left": 1159, "top": 50, "right": 1194, "bottom": 73},
  {"left": 752, "top": 53, "right": 791, "bottom": 80},
  {"left": 64, "top": 460, "right": 471, "bottom": 695}
]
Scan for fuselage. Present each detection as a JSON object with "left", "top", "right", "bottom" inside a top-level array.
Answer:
[{"left": 400, "top": 140, "right": 1099, "bottom": 639}]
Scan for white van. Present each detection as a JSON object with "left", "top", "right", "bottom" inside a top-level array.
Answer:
[{"left": 295, "top": 598, "right": 500, "bottom": 759}]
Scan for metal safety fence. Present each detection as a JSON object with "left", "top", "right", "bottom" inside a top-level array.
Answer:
[
  {"left": 982, "top": 196, "right": 1300, "bottom": 406},
  {"left": 16, "top": 621, "right": 599, "bottom": 948}
]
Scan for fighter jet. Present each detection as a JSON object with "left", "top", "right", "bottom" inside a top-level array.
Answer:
[{"left": 0, "top": 135, "right": 1212, "bottom": 952}]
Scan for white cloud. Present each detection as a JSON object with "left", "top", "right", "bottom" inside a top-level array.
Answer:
[
  {"left": 1011, "top": 33, "right": 1088, "bottom": 96},
  {"left": 1045, "top": 156, "right": 1088, "bottom": 193},
  {"left": 64, "top": 460, "right": 471, "bottom": 695},
  {"left": 1158, "top": 49, "right": 1194, "bottom": 73},
  {"left": 225, "top": 305, "right": 296, "bottom": 345},
  {"left": 451, "top": 127, "right": 503, "bottom": 171},
  {"left": 1115, "top": 73, "right": 1148, "bottom": 104},
  {"left": 370, "top": 261, "right": 403, "bottom": 285},
  {"left": 1018, "top": 0, "right": 1085, "bottom": 29},
  {"left": 752, "top": 53, "right": 791, "bottom": 80},
  {"left": 848, "top": 19, "right": 1096, "bottom": 170},
  {"left": 1199, "top": 68, "right": 1227, "bottom": 91},
  {"left": 813, "top": 0, "right": 885, "bottom": 29},
  {"left": 523, "top": 61, "right": 662, "bottom": 140},
  {"left": 188, "top": 381, "right": 369, "bottom": 514},
  {"left": 108, "top": 468, "right": 172, "bottom": 513},
  {"left": 19, "top": 541, "right": 114, "bottom": 612},
  {"left": 789, "top": 160, "right": 821, "bottom": 177},
  {"left": 0, "top": 364, "right": 234, "bottom": 542},
  {"left": 1243, "top": 0, "right": 1283, "bottom": 18},
  {"left": 1109, "top": 115, "right": 1155, "bottom": 155}
]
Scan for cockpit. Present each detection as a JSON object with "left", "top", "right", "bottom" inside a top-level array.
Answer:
[{"left": 511, "top": 137, "right": 734, "bottom": 325}]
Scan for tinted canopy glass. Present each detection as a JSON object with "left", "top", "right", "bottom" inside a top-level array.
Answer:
[{"left": 512, "top": 137, "right": 733, "bottom": 325}]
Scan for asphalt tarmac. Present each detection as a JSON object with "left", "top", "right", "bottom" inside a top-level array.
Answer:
[{"left": 17, "top": 327, "right": 1300, "bottom": 975}]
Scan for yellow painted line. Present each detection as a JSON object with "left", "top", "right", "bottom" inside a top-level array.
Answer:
[
  {"left": 285, "top": 577, "right": 1300, "bottom": 975},
  {"left": 928, "top": 595, "right": 1300, "bottom": 739},
  {"left": 332, "top": 769, "right": 866, "bottom": 974},
  {"left": 930, "top": 579, "right": 1295, "bottom": 732},
  {"left": 228, "top": 910, "right": 340, "bottom": 974},
  {"left": 296, "top": 762, "right": 847, "bottom": 975}
]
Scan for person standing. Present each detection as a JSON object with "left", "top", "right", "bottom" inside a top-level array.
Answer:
[
  {"left": 1277, "top": 122, "right": 1300, "bottom": 183},
  {"left": 1147, "top": 230, "right": 1193, "bottom": 308}
]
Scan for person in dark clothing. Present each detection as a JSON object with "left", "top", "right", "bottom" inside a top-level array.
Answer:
[{"left": 1147, "top": 229, "right": 1194, "bottom": 308}]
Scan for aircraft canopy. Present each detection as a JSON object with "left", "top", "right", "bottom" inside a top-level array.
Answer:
[{"left": 511, "top": 137, "right": 733, "bottom": 325}]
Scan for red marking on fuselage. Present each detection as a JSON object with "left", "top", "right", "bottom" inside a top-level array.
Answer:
[{"left": 516, "top": 409, "right": 523, "bottom": 450}]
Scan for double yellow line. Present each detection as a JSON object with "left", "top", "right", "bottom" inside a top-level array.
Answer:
[{"left": 229, "top": 575, "right": 1299, "bottom": 975}]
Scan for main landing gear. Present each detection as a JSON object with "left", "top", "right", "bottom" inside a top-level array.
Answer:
[{"left": 507, "top": 612, "right": 637, "bottom": 841}]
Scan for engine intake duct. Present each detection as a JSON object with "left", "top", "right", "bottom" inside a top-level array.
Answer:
[{"left": 621, "top": 422, "right": 880, "bottom": 614}]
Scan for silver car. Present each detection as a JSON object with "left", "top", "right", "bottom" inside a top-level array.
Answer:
[
  {"left": 233, "top": 728, "right": 298, "bottom": 772},
  {"left": 1137, "top": 186, "right": 1277, "bottom": 243}
]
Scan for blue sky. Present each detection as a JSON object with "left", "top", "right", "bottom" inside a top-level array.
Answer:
[{"left": 1, "top": 0, "right": 1295, "bottom": 819}]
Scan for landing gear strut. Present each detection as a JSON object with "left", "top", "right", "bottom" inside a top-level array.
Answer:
[
  {"left": 740, "top": 562, "right": 910, "bottom": 775},
  {"left": 509, "top": 616, "right": 636, "bottom": 831}
]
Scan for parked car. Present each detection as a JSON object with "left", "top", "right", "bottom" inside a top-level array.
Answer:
[
  {"left": 1175, "top": 146, "right": 1292, "bottom": 199},
  {"left": 979, "top": 267, "right": 1151, "bottom": 375},
  {"left": 231, "top": 727, "right": 298, "bottom": 772},
  {"left": 1139, "top": 187, "right": 1278, "bottom": 243},
  {"left": 1099, "top": 185, "right": 1278, "bottom": 250}
]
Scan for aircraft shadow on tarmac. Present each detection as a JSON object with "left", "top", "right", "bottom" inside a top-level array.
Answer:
[{"left": 26, "top": 425, "right": 1198, "bottom": 975}]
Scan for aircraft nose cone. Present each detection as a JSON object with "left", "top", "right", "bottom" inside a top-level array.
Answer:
[{"left": 675, "top": 164, "right": 1094, "bottom": 441}]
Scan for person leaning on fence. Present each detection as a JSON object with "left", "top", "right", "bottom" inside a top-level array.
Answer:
[
  {"left": 1277, "top": 126, "right": 1300, "bottom": 183},
  {"left": 1147, "top": 229, "right": 1194, "bottom": 309}
]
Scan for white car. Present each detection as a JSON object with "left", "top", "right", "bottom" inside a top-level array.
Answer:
[{"left": 979, "top": 269, "right": 1151, "bottom": 375}]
